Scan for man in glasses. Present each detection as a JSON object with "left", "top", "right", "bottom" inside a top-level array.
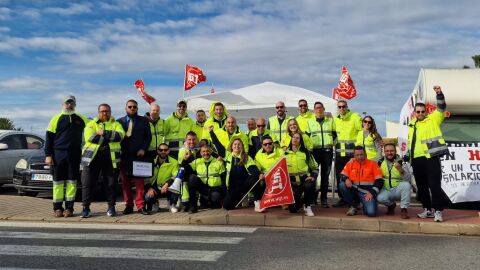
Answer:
[
  {"left": 144, "top": 143, "right": 179, "bottom": 213},
  {"left": 296, "top": 99, "right": 315, "bottom": 132},
  {"left": 164, "top": 100, "right": 195, "bottom": 159},
  {"left": 333, "top": 100, "right": 362, "bottom": 207},
  {"left": 248, "top": 117, "right": 274, "bottom": 158},
  {"left": 267, "top": 101, "right": 293, "bottom": 146},
  {"left": 118, "top": 99, "right": 152, "bottom": 215},
  {"left": 408, "top": 85, "right": 448, "bottom": 222},
  {"left": 45, "top": 95, "right": 89, "bottom": 218},
  {"left": 80, "top": 103, "right": 124, "bottom": 218},
  {"left": 305, "top": 101, "right": 337, "bottom": 208},
  {"left": 254, "top": 136, "right": 284, "bottom": 212}
]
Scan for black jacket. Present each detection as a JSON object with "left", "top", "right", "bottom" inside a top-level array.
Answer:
[{"left": 117, "top": 114, "right": 151, "bottom": 159}]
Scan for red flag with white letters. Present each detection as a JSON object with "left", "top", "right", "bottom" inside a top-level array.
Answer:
[
  {"left": 332, "top": 66, "right": 357, "bottom": 100},
  {"left": 184, "top": 64, "right": 207, "bottom": 91},
  {"left": 134, "top": 79, "right": 156, "bottom": 104},
  {"left": 260, "top": 157, "right": 294, "bottom": 209}
]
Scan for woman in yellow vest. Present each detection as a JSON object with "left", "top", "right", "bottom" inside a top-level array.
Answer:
[
  {"left": 221, "top": 138, "right": 260, "bottom": 210},
  {"left": 285, "top": 133, "right": 318, "bottom": 216},
  {"left": 280, "top": 118, "right": 312, "bottom": 151},
  {"left": 355, "top": 116, "right": 383, "bottom": 162}
]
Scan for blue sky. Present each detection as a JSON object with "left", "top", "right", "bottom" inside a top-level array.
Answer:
[{"left": 1, "top": 0, "right": 479, "bottom": 135}]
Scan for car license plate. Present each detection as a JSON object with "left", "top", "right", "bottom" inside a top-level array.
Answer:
[{"left": 32, "top": 174, "right": 53, "bottom": 181}]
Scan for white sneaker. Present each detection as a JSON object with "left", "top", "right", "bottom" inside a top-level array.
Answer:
[
  {"left": 304, "top": 206, "right": 314, "bottom": 217},
  {"left": 254, "top": 200, "right": 264, "bottom": 212},
  {"left": 417, "top": 208, "right": 434, "bottom": 218},
  {"left": 434, "top": 210, "right": 443, "bottom": 222},
  {"left": 152, "top": 202, "right": 160, "bottom": 212},
  {"left": 170, "top": 204, "right": 178, "bottom": 213}
]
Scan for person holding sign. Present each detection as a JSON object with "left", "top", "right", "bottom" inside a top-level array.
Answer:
[
  {"left": 285, "top": 133, "right": 318, "bottom": 216},
  {"left": 118, "top": 99, "right": 152, "bottom": 215},
  {"left": 80, "top": 103, "right": 124, "bottom": 218},
  {"left": 408, "top": 85, "right": 448, "bottom": 222},
  {"left": 254, "top": 136, "right": 285, "bottom": 212},
  {"left": 339, "top": 146, "right": 384, "bottom": 217}
]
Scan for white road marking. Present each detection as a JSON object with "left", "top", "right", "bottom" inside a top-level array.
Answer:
[
  {"left": 0, "top": 222, "right": 257, "bottom": 233},
  {"left": 0, "top": 231, "right": 244, "bottom": 244},
  {"left": 0, "top": 245, "right": 226, "bottom": 262}
]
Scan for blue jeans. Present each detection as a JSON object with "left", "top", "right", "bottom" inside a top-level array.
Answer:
[{"left": 339, "top": 181, "right": 378, "bottom": 217}]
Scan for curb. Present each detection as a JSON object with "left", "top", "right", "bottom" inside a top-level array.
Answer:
[{"left": 2, "top": 212, "right": 479, "bottom": 236}]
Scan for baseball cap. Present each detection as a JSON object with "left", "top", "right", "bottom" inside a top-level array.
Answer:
[{"left": 63, "top": 95, "right": 76, "bottom": 104}]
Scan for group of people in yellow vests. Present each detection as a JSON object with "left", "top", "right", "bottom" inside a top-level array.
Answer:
[{"left": 47, "top": 85, "right": 448, "bottom": 222}]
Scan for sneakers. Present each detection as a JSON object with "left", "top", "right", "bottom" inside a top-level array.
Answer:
[
  {"left": 346, "top": 206, "right": 358, "bottom": 216},
  {"left": 122, "top": 206, "right": 134, "bottom": 215},
  {"left": 138, "top": 207, "right": 151, "bottom": 215},
  {"left": 434, "top": 210, "right": 443, "bottom": 222},
  {"left": 401, "top": 208, "right": 409, "bottom": 219},
  {"left": 304, "top": 206, "right": 314, "bottom": 217},
  {"left": 54, "top": 209, "right": 64, "bottom": 218},
  {"left": 417, "top": 208, "right": 434, "bottom": 219},
  {"left": 333, "top": 200, "right": 347, "bottom": 208},
  {"left": 152, "top": 201, "right": 160, "bottom": 212},
  {"left": 321, "top": 198, "right": 329, "bottom": 208},
  {"left": 254, "top": 200, "right": 264, "bottom": 213},
  {"left": 80, "top": 207, "right": 91, "bottom": 218},
  {"left": 63, "top": 209, "right": 74, "bottom": 217},
  {"left": 169, "top": 204, "right": 178, "bottom": 213},
  {"left": 107, "top": 206, "right": 116, "bottom": 217},
  {"left": 386, "top": 203, "right": 396, "bottom": 216}
]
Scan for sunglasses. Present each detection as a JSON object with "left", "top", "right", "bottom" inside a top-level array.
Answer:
[
  {"left": 416, "top": 110, "right": 426, "bottom": 114},
  {"left": 338, "top": 105, "right": 347, "bottom": 109},
  {"left": 263, "top": 142, "right": 273, "bottom": 146},
  {"left": 363, "top": 120, "right": 372, "bottom": 124},
  {"left": 276, "top": 106, "right": 285, "bottom": 109},
  {"left": 157, "top": 149, "right": 169, "bottom": 152},
  {"left": 128, "top": 105, "right": 137, "bottom": 109},
  {"left": 177, "top": 105, "right": 186, "bottom": 108},
  {"left": 299, "top": 104, "right": 308, "bottom": 108},
  {"left": 257, "top": 125, "right": 266, "bottom": 128}
]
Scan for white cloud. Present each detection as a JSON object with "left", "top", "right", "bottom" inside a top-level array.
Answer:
[
  {"left": 0, "top": 7, "right": 10, "bottom": 20},
  {"left": 0, "top": 76, "right": 69, "bottom": 92},
  {"left": 44, "top": 3, "right": 92, "bottom": 16}
]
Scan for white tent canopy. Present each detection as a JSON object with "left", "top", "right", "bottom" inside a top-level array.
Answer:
[{"left": 185, "top": 82, "right": 337, "bottom": 122}]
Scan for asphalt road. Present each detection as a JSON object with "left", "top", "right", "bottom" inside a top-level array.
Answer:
[{"left": 0, "top": 223, "right": 478, "bottom": 270}]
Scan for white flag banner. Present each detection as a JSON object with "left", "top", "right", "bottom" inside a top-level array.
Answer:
[{"left": 441, "top": 142, "right": 480, "bottom": 203}]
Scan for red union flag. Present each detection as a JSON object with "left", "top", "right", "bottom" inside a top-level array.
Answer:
[
  {"left": 134, "top": 79, "right": 156, "bottom": 104},
  {"left": 332, "top": 66, "right": 357, "bottom": 100},
  {"left": 184, "top": 64, "right": 207, "bottom": 91},
  {"left": 260, "top": 157, "right": 294, "bottom": 210}
]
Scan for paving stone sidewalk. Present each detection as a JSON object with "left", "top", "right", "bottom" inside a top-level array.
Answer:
[{"left": 0, "top": 195, "right": 478, "bottom": 236}]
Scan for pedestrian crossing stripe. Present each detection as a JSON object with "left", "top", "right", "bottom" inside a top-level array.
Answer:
[
  {"left": 0, "top": 245, "right": 226, "bottom": 262},
  {"left": 0, "top": 231, "right": 244, "bottom": 244}
]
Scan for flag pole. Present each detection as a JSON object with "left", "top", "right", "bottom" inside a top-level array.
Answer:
[
  {"left": 235, "top": 178, "right": 262, "bottom": 208},
  {"left": 182, "top": 65, "right": 186, "bottom": 100}
]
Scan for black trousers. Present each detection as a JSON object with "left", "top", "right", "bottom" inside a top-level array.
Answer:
[
  {"left": 188, "top": 175, "right": 225, "bottom": 209},
  {"left": 412, "top": 156, "right": 447, "bottom": 211},
  {"left": 312, "top": 148, "right": 333, "bottom": 200},
  {"left": 334, "top": 154, "right": 352, "bottom": 199},
  {"left": 223, "top": 175, "right": 257, "bottom": 210},
  {"left": 289, "top": 176, "right": 315, "bottom": 213},
  {"left": 81, "top": 149, "right": 118, "bottom": 207}
]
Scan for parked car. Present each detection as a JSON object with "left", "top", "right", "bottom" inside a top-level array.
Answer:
[
  {"left": 13, "top": 149, "right": 120, "bottom": 199},
  {"left": 0, "top": 130, "right": 44, "bottom": 187}
]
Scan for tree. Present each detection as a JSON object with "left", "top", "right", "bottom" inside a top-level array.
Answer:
[
  {"left": 472, "top": 55, "right": 480, "bottom": 68},
  {"left": 0, "top": 117, "right": 22, "bottom": 130}
]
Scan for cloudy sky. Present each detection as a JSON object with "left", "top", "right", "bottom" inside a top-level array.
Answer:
[{"left": 1, "top": 0, "right": 478, "bottom": 135}]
